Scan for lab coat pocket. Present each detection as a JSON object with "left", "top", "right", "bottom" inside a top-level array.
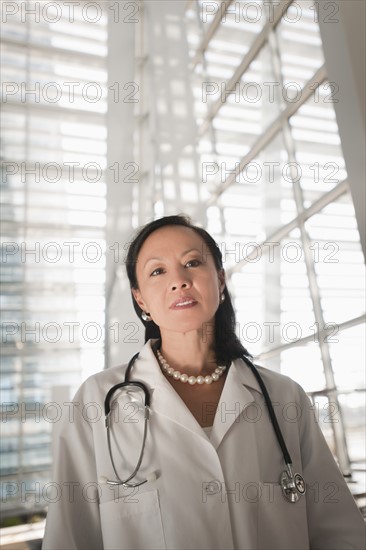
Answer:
[
  {"left": 258, "top": 483, "right": 309, "bottom": 550},
  {"left": 99, "top": 488, "right": 166, "bottom": 550}
]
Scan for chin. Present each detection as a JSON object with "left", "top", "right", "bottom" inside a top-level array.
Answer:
[{"left": 169, "top": 315, "right": 215, "bottom": 334}]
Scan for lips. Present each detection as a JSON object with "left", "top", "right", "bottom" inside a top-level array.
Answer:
[{"left": 170, "top": 296, "right": 198, "bottom": 309}]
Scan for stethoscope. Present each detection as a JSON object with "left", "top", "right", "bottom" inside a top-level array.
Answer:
[{"left": 103, "top": 351, "right": 306, "bottom": 503}]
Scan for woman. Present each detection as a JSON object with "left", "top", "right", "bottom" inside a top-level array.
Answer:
[{"left": 43, "top": 214, "right": 365, "bottom": 550}]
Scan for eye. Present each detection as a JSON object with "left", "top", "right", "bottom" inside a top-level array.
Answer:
[
  {"left": 150, "top": 267, "right": 165, "bottom": 277},
  {"left": 185, "top": 259, "right": 201, "bottom": 268}
]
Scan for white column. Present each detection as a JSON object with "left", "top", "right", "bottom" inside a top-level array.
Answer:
[
  {"left": 106, "top": 1, "right": 143, "bottom": 367},
  {"left": 318, "top": 0, "right": 366, "bottom": 257},
  {"left": 143, "top": 0, "right": 201, "bottom": 218}
]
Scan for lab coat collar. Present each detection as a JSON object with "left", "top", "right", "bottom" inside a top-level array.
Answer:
[{"left": 132, "top": 339, "right": 263, "bottom": 450}]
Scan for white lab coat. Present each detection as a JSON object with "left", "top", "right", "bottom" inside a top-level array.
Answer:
[{"left": 42, "top": 339, "right": 365, "bottom": 550}]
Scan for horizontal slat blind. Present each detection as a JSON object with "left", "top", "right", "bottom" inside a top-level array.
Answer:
[{"left": 1, "top": 0, "right": 108, "bottom": 515}]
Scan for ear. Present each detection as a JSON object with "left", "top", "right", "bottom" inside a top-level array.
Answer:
[
  {"left": 131, "top": 287, "right": 148, "bottom": 312},
  {"left": 218, "top": 268, "right": 226, "bottom": 293}
]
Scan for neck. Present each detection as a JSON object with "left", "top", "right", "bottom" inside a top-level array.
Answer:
[{"left": 157, "top": 329, "right": 218, "bottom": 376}]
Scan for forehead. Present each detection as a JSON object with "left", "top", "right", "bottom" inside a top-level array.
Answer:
[{"left": 137, "top": 225, "right": 209, "bottom": 259}]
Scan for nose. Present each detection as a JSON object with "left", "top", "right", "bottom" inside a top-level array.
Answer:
[
  {"left": 171, "top": 281, "right": 190, "bottom": 291},
  {"left": 170, "top": 269, "right": 192, "bottom": 291}
]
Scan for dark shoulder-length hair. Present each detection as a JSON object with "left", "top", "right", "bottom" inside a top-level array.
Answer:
[{"left": 125, "top": 214, "right": 251, "bottom": 364}]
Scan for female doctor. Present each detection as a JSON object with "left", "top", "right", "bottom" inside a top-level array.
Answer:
[{"left": 42, "top": 214, "right": 365, "bottom": 550}]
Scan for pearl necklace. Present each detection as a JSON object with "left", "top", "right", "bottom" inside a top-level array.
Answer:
[{"left": 156, "top": 349, "right": 226, "bottom": 385}]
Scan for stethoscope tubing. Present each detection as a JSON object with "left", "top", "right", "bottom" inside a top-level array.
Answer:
[
  {"left": 241, "top": 355, "right": 293, "bottom": 467},
  {"left": 104, "top": 350, "right": 306, "bottom": 500}
]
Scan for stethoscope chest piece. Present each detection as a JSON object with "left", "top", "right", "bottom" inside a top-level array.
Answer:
[{"left": 280, "top": 469, "right": 306, "bottom": 503}]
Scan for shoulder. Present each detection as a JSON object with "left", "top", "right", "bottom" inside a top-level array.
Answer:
[
  {"left": 257, "top": 363, "right": 304, "bottom": 391},
  {"left": 73, "top": 340, "right": 158, "bottom": 403},
  {"left": 238, "top": 357, "right": 309, "bottom": 404},
  {"left": 73, "top": 362, "right": 129, "bottom": 403},
  {"left": 236, "top": 359, "right": 318, "bottom": 439}
]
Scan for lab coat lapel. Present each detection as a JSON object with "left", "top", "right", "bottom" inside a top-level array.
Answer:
[{"left": 211, "top": 358, "right": 262, "bottom": 451}]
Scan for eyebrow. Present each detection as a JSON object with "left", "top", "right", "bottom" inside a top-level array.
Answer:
[{"left": 143, "top": 248, "right": 203, "bottom": 268}]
